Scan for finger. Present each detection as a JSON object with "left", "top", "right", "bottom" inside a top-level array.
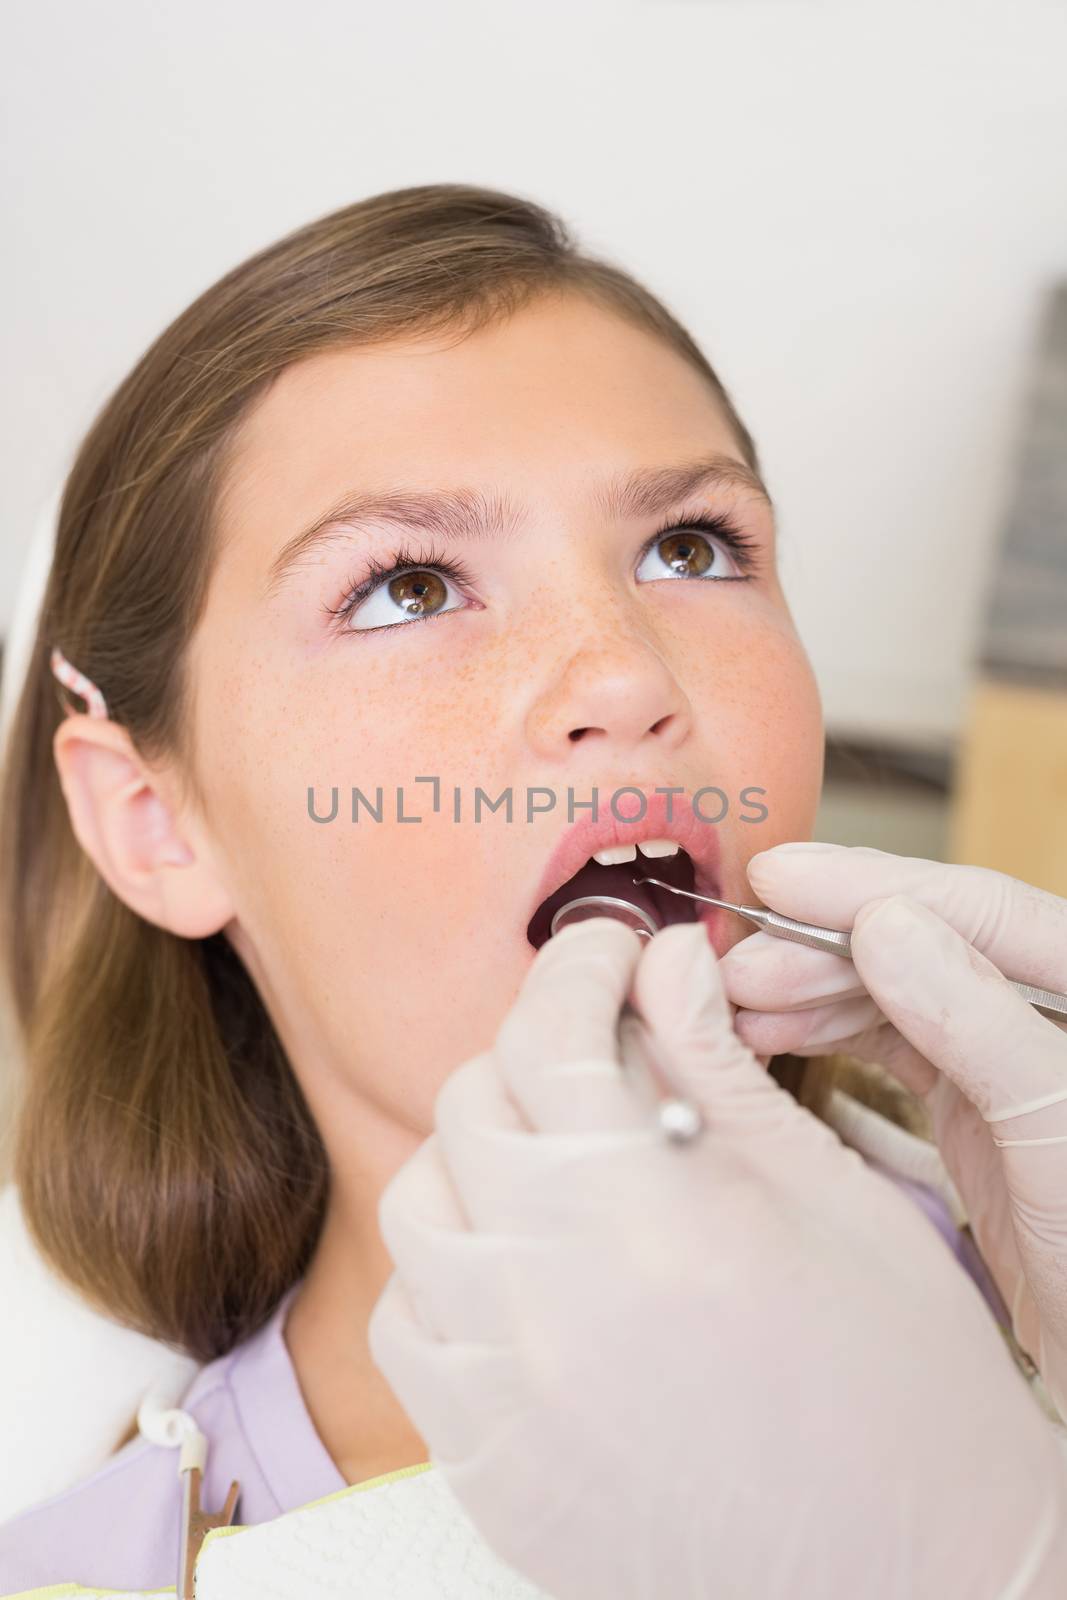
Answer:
[
  {"left": 746, "top": 843, "right": 1067, "bottom": 996},
  {"left": 720, "top": 930, "right": 868, "bottom": 1013},
  {"left": 733, "top": 992, "right": 882, "bottom": 1057},
  {"left": 628, "top": 922, "right": 844, "bottom": 1158},
  {"left": 377, "top": 1133, "right": 516, "bottom": 1344},
  {"left": 850, "top": 894, "right": 1067, "bottom": 1124},
  {"left": 774, "top": 1014, "right": 939, "bottom": 1098},
  {"left": 367, "top": 1271, "right": 525, "bottom": 1466},
  {"left": 618, "top": 1010, "right": 675, "bottom": 1115},
  {"left": 494, "top": 917, "right": 651, "bottom": 1136},
  {"left": 434, "top": 1047, "right": 656, "bottom": 1236}
]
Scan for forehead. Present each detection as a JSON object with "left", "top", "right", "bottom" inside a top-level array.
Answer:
[{"left": 216, "top": 292, "right": 744, "bottom": 555}]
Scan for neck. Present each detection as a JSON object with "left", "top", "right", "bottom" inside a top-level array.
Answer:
[{"left": 284, "top": 1127, "right": 431, "bottom": 1486}]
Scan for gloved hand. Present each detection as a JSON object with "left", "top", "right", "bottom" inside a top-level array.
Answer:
[
  {"left": 368, "top": 917, "right": 1067, "bottom": 1600},
  {"left": 720, "top": 842, "right": 1067, "bottom": 1421}
]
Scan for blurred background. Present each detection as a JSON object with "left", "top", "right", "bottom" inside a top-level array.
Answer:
[{"left": 1, "top": 0, "right": 1064, "bottom": 885}]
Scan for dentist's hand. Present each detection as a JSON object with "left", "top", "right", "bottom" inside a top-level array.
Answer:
[
  {"left": 721, "top": 842, "right": 1067, "bottom": 1420},
  {"left": 368, "top": 917, "right": 1067, "bottom": 1600}
]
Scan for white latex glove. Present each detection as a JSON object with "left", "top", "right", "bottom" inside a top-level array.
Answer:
[
  {"left": 721, "top": 842, "right": 1067, "bottom": 1421},
  {"left": 368, "top": 917, "right": 1067, "bottom": 1600}
]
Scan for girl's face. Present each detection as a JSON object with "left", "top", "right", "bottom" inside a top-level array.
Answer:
[{"left": 188, "top": 290, "right": 823, "bottom": 1152}]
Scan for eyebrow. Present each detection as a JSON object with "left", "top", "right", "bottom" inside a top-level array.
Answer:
[{"left": 263, "top": 451, "right": 773, "bottom": 600}]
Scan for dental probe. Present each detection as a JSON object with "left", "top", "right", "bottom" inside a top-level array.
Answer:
[{"left": 632, "top": 875, "right": 1067, "bottom": 1024}]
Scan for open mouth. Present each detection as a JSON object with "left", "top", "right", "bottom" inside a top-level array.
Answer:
[{"left": 525, "top": 845, "right": 703, "bottom": 952}]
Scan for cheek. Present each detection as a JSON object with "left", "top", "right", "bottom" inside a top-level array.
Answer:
[
  {"left": 739, "top": 644, "right": 824, "bottom": 869},
  {"left": 750, "top": 630, "right": 824, "bottom": 777},
  {"left": 193, "top": 618, "right": 501, "bottom": 956},
  {"left": 687, "top": 617, "right": 824, "bottom": 832}
]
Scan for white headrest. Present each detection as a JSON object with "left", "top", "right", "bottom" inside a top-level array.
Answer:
[{"left": 0, "top": 1185, "right": 200, "bottom": 1521}]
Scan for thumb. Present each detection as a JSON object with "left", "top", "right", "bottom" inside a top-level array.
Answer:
[
  {"left": 629, "top": 923, "right": 840, "bottom": 1150},
  {"left": 850, "top": 894, "right": 1067, "bottom": 1127}
]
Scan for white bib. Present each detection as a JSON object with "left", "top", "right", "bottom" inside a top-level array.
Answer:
[{"left": 12, "top": 1463, "right": 552, "bottom": 1599}]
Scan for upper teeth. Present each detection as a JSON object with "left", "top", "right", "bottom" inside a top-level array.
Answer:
[{"left": 591, "top": 839, "right": 681, "bottom": 866}]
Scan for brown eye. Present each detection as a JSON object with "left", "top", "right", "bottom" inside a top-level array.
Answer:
[
  {"left": 387, "top": 569, "right": 448, "bottom": 617},
  {"left": 636, "top": 527, "right": 743, "bottom": 583},
  {"left": 349, "top": 564, "right": 466, "bottom": 632},
  {"left": 657, "top": 532, "right": 714, "bottom": 576}
]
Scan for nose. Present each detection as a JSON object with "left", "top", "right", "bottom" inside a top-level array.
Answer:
[{"left": 524, "top": 633, "right": 694, "bottom": 761}]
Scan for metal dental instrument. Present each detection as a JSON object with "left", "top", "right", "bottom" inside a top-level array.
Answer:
[
  {"left": 550, "top": 894, "right": 659, "bottom": 941},
  {"left": 632, "top": 875, "right": 1067, "bottom": 1023}
]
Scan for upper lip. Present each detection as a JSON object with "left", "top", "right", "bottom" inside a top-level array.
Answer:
[{"left": 527, "top": 788, "right": 722, "bottom": 926}]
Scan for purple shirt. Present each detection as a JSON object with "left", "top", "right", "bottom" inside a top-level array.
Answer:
[{"left": 0, "top": 1177, "right": 1009, "bottom": 1596}]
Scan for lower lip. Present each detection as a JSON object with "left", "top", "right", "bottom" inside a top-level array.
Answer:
[
  {"left": 695, "top": 903, "right": 729, "bottom": 957},
  {"left": 682, "top": 856, "right": 727, "bottom": 955}
]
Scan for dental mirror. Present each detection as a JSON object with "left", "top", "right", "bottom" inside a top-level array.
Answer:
[{"left": 549, "top": 894, "right": 660, "bottom": 940}]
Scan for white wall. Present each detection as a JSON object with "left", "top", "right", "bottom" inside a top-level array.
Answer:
[{"left": 2, "top": 0, "right": 1065, "bottom": 749}]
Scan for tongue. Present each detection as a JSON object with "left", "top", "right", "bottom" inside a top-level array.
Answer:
[{"left": 526, "top": 852, "right": 698, "bottom": 951}]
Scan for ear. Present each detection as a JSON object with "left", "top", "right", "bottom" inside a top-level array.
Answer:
[{"left": 52, "top": 714, "right": 234, "bottom": 939}]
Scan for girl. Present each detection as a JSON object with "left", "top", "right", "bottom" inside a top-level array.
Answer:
[{"left": 0, "top": 183, "right": 1016, "bottom": 1592}]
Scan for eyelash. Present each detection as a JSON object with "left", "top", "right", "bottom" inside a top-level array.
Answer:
[{"left": 321, "top": 511, "right": 762, "bottom": 633}]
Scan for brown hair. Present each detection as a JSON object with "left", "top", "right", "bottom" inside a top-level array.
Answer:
[{"left": 0, "top": 183, "right": 915, "bottom": 1364}]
